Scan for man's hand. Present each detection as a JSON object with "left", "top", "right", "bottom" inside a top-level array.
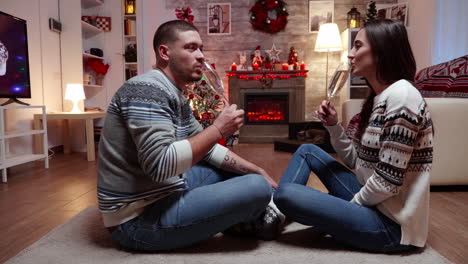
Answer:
[
  {"left": 315, "top": 100, "right": 338, "bottom": 126},
  {"left": 212, "top": 99, "right": 244, "bottom": 137},
  {"left": 221, "top": 151, "right": 278, "bottom": 189}
]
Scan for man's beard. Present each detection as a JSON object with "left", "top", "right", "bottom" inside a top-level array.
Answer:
[{"left": 169, "top": 61, "right": 202, "bottom": 83}]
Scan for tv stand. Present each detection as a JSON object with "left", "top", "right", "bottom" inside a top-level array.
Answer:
[
  {"left": 1, "top": 98, "right": 30, "bottom": 106},
  {"left": 0, "top": 105, "right": 48, "bottom": 183}
]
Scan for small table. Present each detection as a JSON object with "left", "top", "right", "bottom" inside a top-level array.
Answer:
[{"left": 34, "top": 111, "right": 106, "bottom": 161}]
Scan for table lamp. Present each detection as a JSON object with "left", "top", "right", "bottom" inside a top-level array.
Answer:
[
  {"left": 314, "top": 23, "right": 343, "bottom": 91},
  {"left": 65, "top": 83, "right": 85, "bottom": 113}
]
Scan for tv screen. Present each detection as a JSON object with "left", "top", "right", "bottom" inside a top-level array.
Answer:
[{"left": 0, "top": 11, "right": 31, "bottom": 104}]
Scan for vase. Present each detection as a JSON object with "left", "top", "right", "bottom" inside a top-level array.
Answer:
[{"left": 95, "top": 73, "right": 104, "bottom": 86}]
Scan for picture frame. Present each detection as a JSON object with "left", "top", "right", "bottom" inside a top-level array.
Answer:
[
  {"left": 309, "top": 1, "right": 334, "bottom": 33},
  {"left": 376, "top": 2, "right": 408, "bottom": 26},
  {"left": 207, "top": 3, "right": 231, "bottom": 35}
]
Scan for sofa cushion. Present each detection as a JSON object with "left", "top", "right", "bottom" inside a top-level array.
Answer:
[{"left": 415, "top": 55, "right": 468, "bottom": 97}]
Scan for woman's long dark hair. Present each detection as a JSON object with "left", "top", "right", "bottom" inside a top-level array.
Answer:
[{"left": 355, "top": 19, "right": 416, "bottom": 140}]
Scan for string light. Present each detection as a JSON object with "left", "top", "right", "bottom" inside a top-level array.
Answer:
[{"left": 227, "top": 71, "right": 308, "bottom": 80}]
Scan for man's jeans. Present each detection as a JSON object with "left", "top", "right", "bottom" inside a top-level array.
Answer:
[
  {"left": 274, "top": 144, "right": 414, "bottom": 253},
  {"left": 111, "top": 163, "right": 271, "bottom": 251}
]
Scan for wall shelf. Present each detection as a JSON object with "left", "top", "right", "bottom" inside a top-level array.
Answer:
[
  {"left": 122, "top": 0, "right": 140, "bottom": 80},
  {"left": 82, "top": 52, "right": 103, "bottom": 60},
  {"left": 81, "top": 0, "right": 106, "bottom": 96},
  {"left": 81, "top": 21, "right": 103, "bottom": 38},
  {"left": 82, "top": 0, "right": 104, "bottom": 9}
]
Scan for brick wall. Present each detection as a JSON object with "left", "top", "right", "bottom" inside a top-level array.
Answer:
[{"left": 166, "top": 0, "right": 393, "bottom": 120}]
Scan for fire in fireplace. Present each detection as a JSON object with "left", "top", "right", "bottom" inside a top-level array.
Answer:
[{"left": 245, "top": 93, "right": 288, "bottom": 124}]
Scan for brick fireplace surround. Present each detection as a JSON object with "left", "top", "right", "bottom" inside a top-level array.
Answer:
[{"left": 228, "top": 70, "right": 308, "bottom": 143}]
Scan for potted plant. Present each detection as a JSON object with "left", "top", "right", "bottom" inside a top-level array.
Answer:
[{"left": 124, "top": 43, "right": 137, "bottom": 62}]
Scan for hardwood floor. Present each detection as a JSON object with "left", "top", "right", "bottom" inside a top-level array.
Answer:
[{"left": 1, "top": 144, "right": 467, "bottom": 263}]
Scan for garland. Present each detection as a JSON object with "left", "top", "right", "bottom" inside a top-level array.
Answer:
[
  {"left": 226, "top": 71, "right": 307, "bottom": 80},
  {"left": 249, "top": 0, "right": 288, "bottom": 33}
]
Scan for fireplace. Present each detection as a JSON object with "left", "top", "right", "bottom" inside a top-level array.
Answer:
[
  {"left": 245, "top": 93, "right": 288, "bottom": 124},
  {"left": 228, "top": 71, "right": 307, "bottom": 143}
]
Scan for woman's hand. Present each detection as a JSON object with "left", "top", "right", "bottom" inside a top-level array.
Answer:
[{"left": 315, "top": 100, "right": 338, "bottom": 126}]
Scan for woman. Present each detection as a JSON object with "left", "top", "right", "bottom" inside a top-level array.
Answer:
[{"left": 273, "top": 19, "right": 434, "bottom": 253}]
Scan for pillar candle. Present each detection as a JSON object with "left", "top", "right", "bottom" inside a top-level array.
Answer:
[
  {"left": 231, "top": 62, "right": 237, "bottom": 71},
  {"left": 300, "top": 61, "right": 306, "bottom": 70},
  {"left": 253, "top": 62, "right": 259, "bottom": 71},
  {"left": 282, "top": 63, "right": 288, "bottom": 70}
]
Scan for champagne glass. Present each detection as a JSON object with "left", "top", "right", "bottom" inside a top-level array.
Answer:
[
  {"left": 313, "top": 62, "right": 350, "bottom": 121},
  {"left": 200, "top": 61, "right": 226, "bottom": 100},
  {"left": 326, "top": 62, "right": 350, "bottom": 104}
]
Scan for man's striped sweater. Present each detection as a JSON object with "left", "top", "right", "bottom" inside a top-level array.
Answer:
[
  {"left": 325, "top": 80, "right": 434, "bottom": 247},
  {"left": 97, "top": 70, "right": 228, "bottom": 227}
]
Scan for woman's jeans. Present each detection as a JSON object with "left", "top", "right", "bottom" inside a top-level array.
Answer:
[
  {"left": 111, "top": 163, "right": 271, "bottom": 251},
  {"left": 274, "top": 144, "right": 414, "bottom": 253}
]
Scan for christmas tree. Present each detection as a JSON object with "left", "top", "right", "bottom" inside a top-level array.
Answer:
[
  {"left": 366, "top": 1, "right": 377, "bottom": 22},
  {"left": 288, "top": 46, "right": 298, "bottom": 69},
  {"left": 184, "top": 78, "right": 223, "bottom": 128}
]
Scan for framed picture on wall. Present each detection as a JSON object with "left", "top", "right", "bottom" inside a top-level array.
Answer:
[
  {"left": 309, "top": 1, "right": 334, "bottom": 33},
  {"left": 207, "top": 3, "right": 231, "bottom": 35},
  {"left": 377, "top": 2, "right": 408, "bottom": 26}
]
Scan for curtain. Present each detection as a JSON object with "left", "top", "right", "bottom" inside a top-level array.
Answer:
[{"left": 432, "top": 0, "right": 468, "bottom": 64}]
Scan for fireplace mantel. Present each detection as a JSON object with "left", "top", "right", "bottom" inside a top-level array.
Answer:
[{"left": 228, "top": 70, "right": 308, "bottom": 143}]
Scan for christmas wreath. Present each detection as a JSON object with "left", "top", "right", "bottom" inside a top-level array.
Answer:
[{"left": 249, "top": 0, "right": 288, "bottom": 33}]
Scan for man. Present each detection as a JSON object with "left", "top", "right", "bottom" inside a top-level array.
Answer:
[{"left": 97, "top": 20, "right": 282, "bottom": 252}]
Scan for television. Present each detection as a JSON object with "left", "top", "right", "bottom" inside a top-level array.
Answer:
[{"left": 0, "top": 11, "right": 31, "bottom": 106}]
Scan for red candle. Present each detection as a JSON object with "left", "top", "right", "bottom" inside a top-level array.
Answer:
[
  {"left": 300, "top": 61, "right": 306, "bottom": 70},
  {"left": 253, "top": 62, "right": 259, "bottom": 71},
  {"left": 282, "top": 63, "right": 288, "bottom": 70},
  {"left": 231, "top": 62, "right": 237, "bottom": 71}
]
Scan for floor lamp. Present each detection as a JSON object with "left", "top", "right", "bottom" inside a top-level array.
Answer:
[{"left": 314, "top": 23, "right": 343, "bottom": 91}]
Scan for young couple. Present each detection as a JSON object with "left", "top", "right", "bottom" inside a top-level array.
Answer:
[{"left": 97, "top": 19, "right": 433, "bottom": 254}]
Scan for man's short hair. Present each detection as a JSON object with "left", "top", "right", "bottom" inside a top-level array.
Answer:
[{"left": 153, "top": 20, "right": 199, "bottom": 58}]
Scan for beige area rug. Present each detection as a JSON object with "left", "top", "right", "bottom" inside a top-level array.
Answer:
[{"left": 7, "top": 207, "right": 452, "bottom": 264}]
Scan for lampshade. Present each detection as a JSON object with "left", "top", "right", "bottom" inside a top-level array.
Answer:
[
  {"left": 65, "top": 83, "right": 85, "bottom": 113},
  {"left": 314, "top": 23, "right": 343, "bottom": 96},
  {"left": 65, "top": 83, "right": 85, "bottom": 100},
  {"left": 314, "top": 23, "right": 343, "bottom": 52}
]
